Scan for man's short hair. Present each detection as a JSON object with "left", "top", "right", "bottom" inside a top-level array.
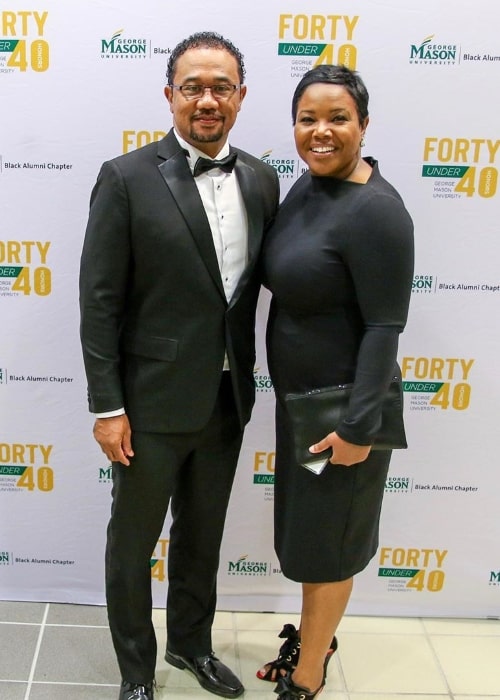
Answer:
[{"left": 167, "top": 31, "right": 246, "bottom": 85}]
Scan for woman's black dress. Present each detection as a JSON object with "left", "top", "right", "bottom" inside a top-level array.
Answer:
[{"left": 263, "top": 159, "right": 414, "bottom": 582}]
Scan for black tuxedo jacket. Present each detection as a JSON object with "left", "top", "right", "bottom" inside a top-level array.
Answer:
[{"left": 79, "top": 131, "right": 279, "bottom": 433}]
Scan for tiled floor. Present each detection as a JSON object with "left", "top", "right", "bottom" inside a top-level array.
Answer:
[{"left": 1, "top": 602, "right": 499, "bottom": 699}]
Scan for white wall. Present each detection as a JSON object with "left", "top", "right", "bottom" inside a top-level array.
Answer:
[{"left": 1, "top": 0, "right": 499, "bottom": 617}]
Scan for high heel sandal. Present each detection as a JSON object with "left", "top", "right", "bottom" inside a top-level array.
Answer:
[
  {"left": 256, "top": 624, "right": 300, "bottom": 681},
  {"left": 274, "top": 650, "right": 333, "bottom": 700},
  {"left": 256, "top": 623, "right": 338, "bottom": 683},
  {"left": 273, "top": 671, "right": 324, "bottom": 699}
]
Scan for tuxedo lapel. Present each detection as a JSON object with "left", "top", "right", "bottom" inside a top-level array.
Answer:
[
  {"left": 230, "top": 157, "right": 265, "bottom": 306},
  {"left": 157, "top": 136, "right": 226, "bottom": 300}
]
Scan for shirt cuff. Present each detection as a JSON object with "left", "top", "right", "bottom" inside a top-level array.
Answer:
[{"left": 95, "top": 408, "right": 126, "bottom": 418}]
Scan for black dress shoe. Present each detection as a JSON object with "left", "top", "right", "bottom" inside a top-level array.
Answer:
[
  {"left": 165, "top": 649, "right": 244, "bottom": 698},
  {"left": 119, "top": 680, "right": 154, "bottom": 700}
]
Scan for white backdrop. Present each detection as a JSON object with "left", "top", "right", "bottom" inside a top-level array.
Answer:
[{"left": 1, "top": 0, "right": 499, "bottom": 618}]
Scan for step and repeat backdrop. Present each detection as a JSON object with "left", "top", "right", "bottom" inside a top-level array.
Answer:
[{"left": 1, "top": 0, "right": 499, "bottom": 618}]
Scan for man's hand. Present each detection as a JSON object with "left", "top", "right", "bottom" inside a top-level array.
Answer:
[{"left": 93, "top": 414, "right": 134, "bottom": 466}]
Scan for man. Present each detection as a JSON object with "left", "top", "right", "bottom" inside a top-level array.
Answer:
[{"left": 79, "top": 31, "right": 279, "bottom": 700}]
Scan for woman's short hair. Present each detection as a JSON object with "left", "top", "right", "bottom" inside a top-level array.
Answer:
[{"left": 291, "top": 64, "right": 369, "bottom": 125}]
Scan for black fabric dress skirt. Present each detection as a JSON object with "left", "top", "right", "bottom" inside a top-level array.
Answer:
[{"left": 273, "top": 398, "right": 391, "bottom": 582}]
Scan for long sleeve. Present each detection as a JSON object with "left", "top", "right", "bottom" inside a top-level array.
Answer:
[
  {"left": 335, "top": 187, "right": 414, "bottom": 445},
  {"left": 79, "top": 160, "right": 131, "bottom": 413}
]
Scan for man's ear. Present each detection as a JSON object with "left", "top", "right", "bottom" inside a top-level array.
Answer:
[
  {"left": 164, "top": 85, "right": 174, "bottom": 111},
  {"left": 237, "top": 85, "right": 247, "bottom": 111}
]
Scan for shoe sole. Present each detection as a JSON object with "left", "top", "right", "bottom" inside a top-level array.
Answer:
[
  {"left": 164, "top": 651, "right": 188, "bottom": 671},
  {"left": 164, "top": 651, "right": 244, "bottom": 699}
]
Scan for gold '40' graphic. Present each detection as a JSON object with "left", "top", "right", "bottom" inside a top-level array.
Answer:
[
  {"left": 17, "top": 467, "right": 54, "bottom": 492},
  {"left": 407, "top": 569, "right": 445, "bottom": 592},
  {"left": 12, "top": 267, "right": 51, "bottom": 295},
  {"left": 430, "top": 383, "right": 470, "bottom": 410},
  {"left": 150, "top": 539, "right": 169, "bottom": 582},
  {"left": 7, "top": 39, "right": 49, "bottom": 71},
  {"left": 456, "top": 167, "right": 497, "bottom": 198}
]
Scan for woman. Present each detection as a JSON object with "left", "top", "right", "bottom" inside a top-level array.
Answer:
[{"left": 257, "top": 65, "right": 414, "bottom": 699}]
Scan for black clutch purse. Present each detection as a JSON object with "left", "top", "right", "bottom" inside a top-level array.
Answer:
[{"left": 284, "top": 377, "right": 407, "bottom": 469}]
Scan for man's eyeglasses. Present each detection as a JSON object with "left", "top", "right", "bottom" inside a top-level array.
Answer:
[{"left": 171, "top": 84, "right": 241, "bottom": 100}]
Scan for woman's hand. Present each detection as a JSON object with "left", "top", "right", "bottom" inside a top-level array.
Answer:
[{"left": 309, "top": 432, "right": 371, "bottom": 467}]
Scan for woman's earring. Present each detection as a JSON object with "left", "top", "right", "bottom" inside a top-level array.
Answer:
[{"left": 360, "top": 137, "right": 366, "bottom": 148}]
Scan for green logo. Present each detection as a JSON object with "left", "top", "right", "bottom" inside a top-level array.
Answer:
[
  {"left": 254, "top": 375, "right": 273, "bottom": 392},
  {"left": 403, "top": 382, "right": 443, "bottom": 393},
  {"left": 278, "top": 42, "right": 325, "bottom": 56},
  {"left": 378, "top": 568, "right": 420, "bottom": 578},
  {"left": 0, "top": 266, "right": 22, "bottom": 278},
  {"left": 422, "top": 165, "right": 469, "bottom": 178},
  {"left": 409, "top": 36, "right": 457, "bottom": 63},
  {"left": 228, "top": 556, "right": 269, "bottom": 576},
  {"left": 385, "top": 477, "right": 411, "bottom": 493},
  {"left": 253, "top": 473, "right": 274, "bottom": 485},
  {"left": 98, "top": 465, "right": 112, "bottom": 483},
  {"left": 489, "top": 571, "right": 500, "bottom": 585},
  {"left": 101, "top": 30, "right": 147, "bottom": 58},
  {"left": 412, "top": 275, "right": 433, "bottom": 293},
  {"left": 0, "top": 465, "right": 26, "bottom": 476},
  {"left": 0, "top": 39, "right": 19, "bottom": 52}
]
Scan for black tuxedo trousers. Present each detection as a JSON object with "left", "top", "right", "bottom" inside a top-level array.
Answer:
[{"left": 106, "top": 373, "right": 243, "bottom": 683}]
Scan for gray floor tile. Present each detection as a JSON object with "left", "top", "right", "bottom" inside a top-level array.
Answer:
[
  {"left": 28, "top": 683, "right": 119, "bottom": 699},
  {"left": 0, "top": 601, "right": 47, "bottom": 623},
  {"left": 46, "top": 603, "right": 108, "bottom": 626},
  {"left": 0, "top": 624, "right": 40, "bottom": 679},
  {"left": 454, "top": 696, "right": 500, "bottom": 700},
  {"left": 349, "top": 696, "right": 451, "bottom": 700},
  {"left": 33, "top": 626, "right": 119, "bottom": 684},
  {"left": 339, "top": 631, "right": 448, "bottom": 694},
  {"left": 0, "top": 602, "right": 496, "bottom": 700},
  {"left": 156, "top": 689, "right": 246, "bottom": 699},
  {"left": 430, "top": 633, "right": 500, "bottom": 695},
  {"left": 0, "top": 681, "right": 28, "bottom": 700}
]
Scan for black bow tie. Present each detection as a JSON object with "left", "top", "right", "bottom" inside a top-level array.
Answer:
[{"left": 193, "top": 152, "right": 237, "bottom": 177}]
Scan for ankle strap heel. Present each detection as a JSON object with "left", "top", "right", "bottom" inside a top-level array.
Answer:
[
  {"left": 256, "top": 623, "right": 338, "bottom": 683},
  {"left": 274, "top": 672, "right": 324, "bottom": 699}
]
